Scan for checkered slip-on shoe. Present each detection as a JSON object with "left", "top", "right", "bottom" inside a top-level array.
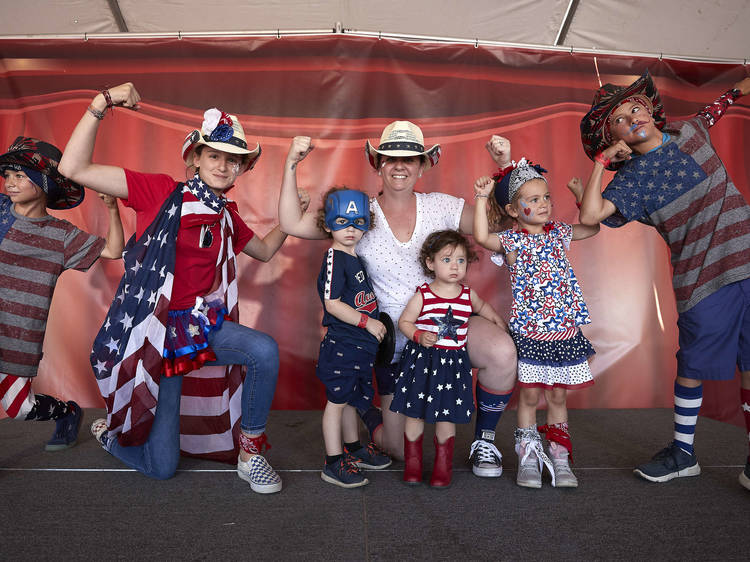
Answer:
[{"left": 237, "top": 454, "right": 282, "bottom": 494}]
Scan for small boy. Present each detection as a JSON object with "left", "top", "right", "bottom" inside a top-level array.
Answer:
[
  {"left": 278, "top": 136, "right": 392, "bottom": 488},
  {"left": 0, "top": 136, "right": 124, "bottom": 450},
  {"left": 578, "top": 72, "right": 750, "bottom": 490}
]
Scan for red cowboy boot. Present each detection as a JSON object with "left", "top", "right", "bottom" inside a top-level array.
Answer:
[
  {"left": 429, "top": 435, "right": 455, "bottom": 488},
  {"left": 403, "top": 433, "right": 424, "bottom": 485}
]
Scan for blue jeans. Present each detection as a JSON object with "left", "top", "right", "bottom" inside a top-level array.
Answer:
[{"left": 107, "top": 321, "right": 279, "bottom": 479}]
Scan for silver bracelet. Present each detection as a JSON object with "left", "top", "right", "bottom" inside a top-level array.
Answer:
[
  {"left": 87, "top": 105, "right": 106, "bottom": 120},
  {"left": 474, "top": 193, "right": 489, "bottom": 199}
]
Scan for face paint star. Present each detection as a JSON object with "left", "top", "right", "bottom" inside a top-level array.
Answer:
[{"left": 434, "top": 306, "right": 463, "bottom": 342}]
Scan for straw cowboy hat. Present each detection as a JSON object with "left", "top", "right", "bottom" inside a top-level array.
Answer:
[
  {"left": 580, "top": 71, "right": 665, "bottom": 171},
  {"left": 0, "top": 136, "right": 85, "bottom": 209},
  {"left": 181, "top": 108, "right": 261, "bottom": 173},
  {"left": 365, "top": 120, "right": 441, "bottom": 170}
]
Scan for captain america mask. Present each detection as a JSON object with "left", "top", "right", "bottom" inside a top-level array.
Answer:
[{"left": 324, "top": 190, "right": 370, "bottom": 231}]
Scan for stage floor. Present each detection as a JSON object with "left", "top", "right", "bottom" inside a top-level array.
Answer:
[{"left": 2, "top": 408, "right": 748, "bottom": 560}]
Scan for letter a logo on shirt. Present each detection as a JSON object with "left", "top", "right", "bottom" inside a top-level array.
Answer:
[{"left": 346, "top": 201, "right": 359, "bottom": 215}]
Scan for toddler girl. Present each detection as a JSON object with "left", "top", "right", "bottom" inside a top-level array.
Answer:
[{"left": 391, "top": 229, "right": 504, "bottom": 488}]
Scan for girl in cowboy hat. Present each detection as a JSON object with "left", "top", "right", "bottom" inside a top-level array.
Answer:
[
  {"left": 578, "top": 71, "right": 750, "bottom": 490},
  {"left": 0, "top": 136, "right": 124, "bottom": 452},
  {"left": 473, "top": 161, "right": 599, "bottom": 488},
  {"left": 59, "top": 83, "right": 293, "bottom": 493},
  {"left": 278, "top": 136, "right": 392, "bottom": 488}
]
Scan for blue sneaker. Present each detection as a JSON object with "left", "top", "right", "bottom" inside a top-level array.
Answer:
[
  {"left": 345, "top": 441, "right": 392, "bottom": 470},
  {"left": 740, "top": 461, "right": 750, "bottom": 491},
  {"left": 321, "top": 457, "right": 369, "bottom": 488},
  {"left": 633, "top": 442, "right": 701, "bottom": 482},
  {"left": 45, "top": 401, "right": 83, "bottom": 451}
]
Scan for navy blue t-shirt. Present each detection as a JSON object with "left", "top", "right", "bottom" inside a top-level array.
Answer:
[{"left": 317, "top": 248, "right": 379, "bottom": 354}]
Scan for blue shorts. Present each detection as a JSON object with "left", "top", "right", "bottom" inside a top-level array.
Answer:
[
  {"left": 676, "top": 278, "right": 750, "bottom": 380},
  {"left": 316, "top": 336, "right": 375, "bottom": 410}
]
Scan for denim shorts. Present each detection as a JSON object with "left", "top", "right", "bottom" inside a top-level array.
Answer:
[{"left": 676, "top": 278, "right": 750, "bottom": 380}]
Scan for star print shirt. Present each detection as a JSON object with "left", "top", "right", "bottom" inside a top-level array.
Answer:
[
  {"left": 601, "top": 114, "right": 750, "bottom": 313},
  {"left": 0, "top": 194, "right": 105, "bottom": 376},
  {"left": 123, "top": 170, "right": 254, "bottom": 310},
  {"left": 498, "top": 222, "right": 591, "bottom": 336}
]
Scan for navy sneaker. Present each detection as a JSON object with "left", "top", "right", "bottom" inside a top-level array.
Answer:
[
  {"left": 45, "top": 401, "right": 83, "bottom": 452},
  {"left": 740, "top": 461, "right": 750, "bottom": 491},
  {"left": 321, "top": 457, "right": 369, "bottom": 488},
  {"left": 633, "top": 442, "right": 701, "bottom": 482},
  {"left": 345, "top": 441, "right": 392, "bottom": 470}
]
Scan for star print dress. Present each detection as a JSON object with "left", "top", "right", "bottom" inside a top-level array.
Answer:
[
  {"left": 389, "top": 283, "right": 475, "bottom": 424},
  {"left": 496, "top": 221, "right": 594, "bottom": 389}
]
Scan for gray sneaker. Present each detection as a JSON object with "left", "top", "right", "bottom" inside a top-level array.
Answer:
[
  {"left": 515, "top": 426, "right": 554, "bottom": 488},
  {"left": 517, "top": 449, "right": 542, "bottom": 488},
  {"left": 552, "top": 457, "right": 578, "bottom": 488},
  {"left": 549, "top": 441, "right": 578, "bottom": 488}
]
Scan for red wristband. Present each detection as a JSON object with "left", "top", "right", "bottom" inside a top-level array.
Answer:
[
  {"left": 594, "top": 152, "right": 611, "bottom": 167},
  {"left": 358, "top": 313, "right": 369, "bottom": 329},
  {"left": 412, "top": 329, "right": 424, "bottom": 343}
]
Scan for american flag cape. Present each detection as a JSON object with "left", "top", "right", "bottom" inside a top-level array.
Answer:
[{"left": 91, "top": 179, "right": 243, "bottom": 463}]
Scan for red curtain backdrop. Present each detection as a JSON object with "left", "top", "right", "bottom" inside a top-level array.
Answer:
[{"left": 1, "top": 36, "right": 748, "bottom": 423}]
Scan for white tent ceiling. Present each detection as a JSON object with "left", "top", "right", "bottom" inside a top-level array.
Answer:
[{"left": 1, "top": 0, "right": 749, "bottom": 62}]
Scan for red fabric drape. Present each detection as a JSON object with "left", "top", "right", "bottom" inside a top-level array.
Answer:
[{"left": 1, "top": 36, "right": 747, "bottom": 423}]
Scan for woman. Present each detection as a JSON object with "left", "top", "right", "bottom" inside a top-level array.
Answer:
[
  {"left": 59, "top": 82, "right": 291, "bottom": 493},
  {"left": 280, "top": 123, "right": 516, "bottom": 473}
]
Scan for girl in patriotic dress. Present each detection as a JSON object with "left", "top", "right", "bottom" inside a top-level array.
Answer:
[
  {"left": 390, "top": 229, "right": 504, "bottom": 488},
  {"left": 473, "top": 160, "right": 599, "bottom": 489},
  {"left": 59, "top": 82, "right": 293, "bottom": 493}
]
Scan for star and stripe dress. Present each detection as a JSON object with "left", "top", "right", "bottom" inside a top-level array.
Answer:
[
  {"left": 389, "top": 283, "right": 475, "bottom": 424},
  {"left": 496, "top": 222, "right": 595, "bottom": 390}
]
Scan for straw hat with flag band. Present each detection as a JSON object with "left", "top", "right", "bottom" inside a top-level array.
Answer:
[
  {"left": 365, "top": 120, "right": 441, "bottom": 170},
  {"left": 579, "top": 70, "right": 666, "bottom": 171},
  {"left": 181, "top": 108, "right": 261, "bottom": 174},
  {"left": 0, "top": 136, "right": 85, "bottom": 210}
]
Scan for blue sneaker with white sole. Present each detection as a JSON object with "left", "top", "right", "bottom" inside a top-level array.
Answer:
[{"left": 633, "top": 442, "right": 701, "bottom": 482}]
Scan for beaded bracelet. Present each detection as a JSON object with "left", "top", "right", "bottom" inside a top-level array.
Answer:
[{"left": 87, "top": 105, "right": 106, "bottom": 120}]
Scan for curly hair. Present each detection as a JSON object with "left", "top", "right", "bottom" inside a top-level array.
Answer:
[
  {"left": 484, "top": 182, "right": 518, "bottom": 232},
  {"left": 418, "top": 229, "right": 478, "bottom": 278},
  {"left": 315, "top": 186, "right": 375, "bottom": 237}
]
